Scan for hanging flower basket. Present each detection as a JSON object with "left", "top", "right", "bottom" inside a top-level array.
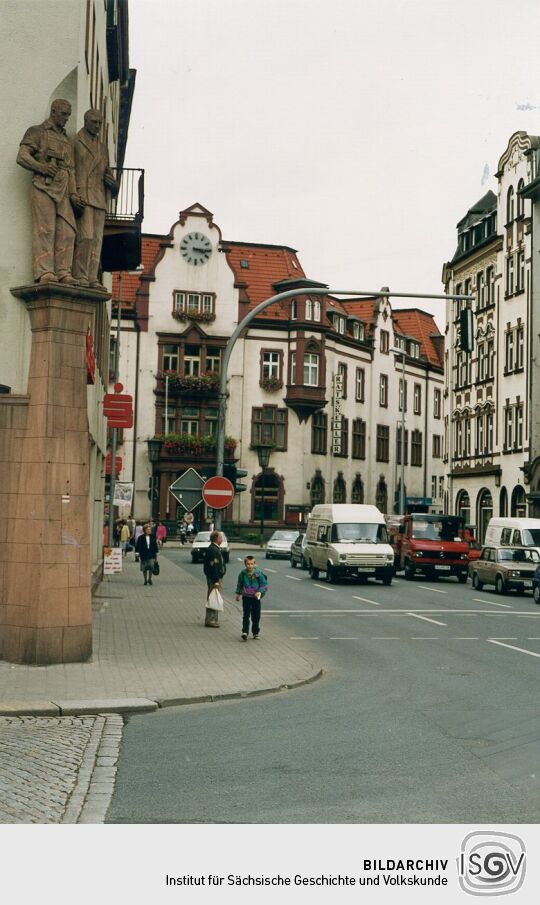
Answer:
[
  {"left": 156, "top": 372, "right": 220, "bottom": 394},
  {"left": 172, "top": 310, "right": 216, "bottom": 324},
  {"left": 260, "top": 376, "right": 283, "bottom": 392},
  {"left": 162, "top": 433, "right": 238, "bottom": 457}
]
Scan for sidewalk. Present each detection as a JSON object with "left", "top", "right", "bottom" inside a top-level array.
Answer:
[{"left": 0, "top": 552, "right": 322, "bottom": 716}]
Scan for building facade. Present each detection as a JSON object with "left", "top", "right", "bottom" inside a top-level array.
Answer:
[
  {"left": 443, "top": 132, "right": 537, "bottom": 540},
  {"left": 114, "top": 204, "right": 446, "bottom": 534}
]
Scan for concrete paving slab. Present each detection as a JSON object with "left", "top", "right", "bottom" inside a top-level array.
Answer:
[
  {"left": 54, "top": 699, "right": 158, "bottom": 715},
  {"left": 0, "top": 702, "right": 60, "bottom": 716}
]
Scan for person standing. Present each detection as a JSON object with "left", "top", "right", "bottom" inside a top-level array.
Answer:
[
  {"left": 17, "top": 99, "right": 80, "bottom": 284},
  {"left": 120, "top": 520, "right": 131, "bottom": 557},
  {"left": 156, "top": 520, "right": 167, "bottom": 548},
  {"left": 235, "top": 556, "right": 268, "bottom": 641},
  {"left": 135, "top": 523, "right": 158, "bottom": 586},
  {"left": 203, "top": 530, "right": 226, "bottom": 627},
  {"left": 133, "top": 521, "right": 144, "bottom": 561},
  {"left": 71, "top": 108, "right": 118, "bottom": 289}
]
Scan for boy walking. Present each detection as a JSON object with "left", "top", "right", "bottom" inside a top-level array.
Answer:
[{"left": 235, "top": 556, "right": 268, "bottom": 641}]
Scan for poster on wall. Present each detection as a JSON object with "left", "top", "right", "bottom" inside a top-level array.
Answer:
[{"left": 113, "top": 481, "right": 134, "bottom": 507}]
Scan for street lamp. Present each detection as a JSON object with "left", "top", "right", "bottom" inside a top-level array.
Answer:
[
  {"left": 391, "top": 347, "right": 406, "bottom": 515},
  {"left": 147, "top": 437, "right": 163, "bottom": 520},
  {"left": 254, "top": 443, "right": 273, "bottom": 548}
]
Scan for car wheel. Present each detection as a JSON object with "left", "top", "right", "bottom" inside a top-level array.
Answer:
[
  {"left": 534, "top": 585, "right": 540, "bottom": 605},
  {"left": 381, "top": 569, "right": 393, "bottom": 587},
  {"left": 291, "top": 558, "right": 297, "bottom": 568},
  {"left": 301, "top": 557, "right": 308, "bottom": 571},
  {"left": 308, "top": 561, "right": 319, "bottom": 580},
  {"left": 495, "top": 574, "right": 507, "bottom": 595},
  {"left": 191, "top": 555, "right": 197, "bottom": 563},
  {"left": 457, "top": 572, "right": 468, "bottom": 584},
  {"left": 326, "top": 563, "right": 337, "bottom": 583},
  {"left": 472, "top": 572, "right": 483, "bottom": 591},
  {"left": 404, "top": 560, "right": 415, "bottom": 580}
]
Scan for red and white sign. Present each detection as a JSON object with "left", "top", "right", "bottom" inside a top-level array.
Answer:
[
  {"left": 103, "top": 382, "right": 133, "bottom": 429},
  {"left": 105, "top": 453, "right": 122, "bottom": 476},
  {"left": 202, "top": 476, "right": 235, "bottom": 510}
]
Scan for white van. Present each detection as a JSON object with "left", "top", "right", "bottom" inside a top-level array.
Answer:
[
  {"left": 484, "top": 518, "right": 540, "bottom": 551},
  {"left": 304, "top": 504, "right": 394, "bottom": 584}
]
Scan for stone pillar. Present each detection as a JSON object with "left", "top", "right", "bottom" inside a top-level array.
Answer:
[{"left": 1, "top": 283, "right": 108, "bottom": 664}]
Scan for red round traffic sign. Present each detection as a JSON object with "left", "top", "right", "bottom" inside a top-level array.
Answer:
[{"left": 202, "top": 476, "right": 235, "bottom": 510}]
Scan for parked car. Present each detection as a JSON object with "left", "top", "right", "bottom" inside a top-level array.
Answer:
[
  {"left": 290, "top": 533, "right": 308, "bottom": 569},
  {"left": 470, "top": 545, "right": 540, "bottom": 594},
  {"left": 533, "top": 564, "right": 540, "bottom": 605},
  {"left": 190, "top": 531, "right": 230, "bottom": 564},
  {"left": 265, "top": 529, "right": 300, "bottom": 559}
]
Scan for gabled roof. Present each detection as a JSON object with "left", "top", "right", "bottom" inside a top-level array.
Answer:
[
  {"left": 456, "top": 190, "right": 497, "bottom": 230},
  {"left": 221, "top": 241, "right": 306, "bottom": 319},
  {"left": 391, "top": 308, "right": 444, "bottom": 367}
]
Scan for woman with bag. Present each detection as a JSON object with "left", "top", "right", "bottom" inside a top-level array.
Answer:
[
  {"left": 203, "top": 530, "right": 226, "bottom": 627},
  {"left": 135, "top": 523, "right": 159, "bottom": 586}
]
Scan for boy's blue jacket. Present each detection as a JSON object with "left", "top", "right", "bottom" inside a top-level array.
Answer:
[{"left": 235, "top": 567, "right": 268, "bottom": 598}]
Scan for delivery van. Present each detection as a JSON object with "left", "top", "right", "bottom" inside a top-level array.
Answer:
[
  {"left": 484, "top": 518, "right": 540, "bottom": 552},
  {"left": 304, "top": 504, "right": 394, "bottom": 584}
]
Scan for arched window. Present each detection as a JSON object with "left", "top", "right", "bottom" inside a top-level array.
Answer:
[
  {"left": 375, "top": 476, "right": 387, "bottom": 513},
  {"left": 253, "top": 471, "right": 281, "bottom": 522},
  {"left": 456, "top": 489, "right": 471, "bottom": 525},
  {"left": 333, "top": 472, "right": 346, "bottom": 503},
  {"left": 477, "top": 488, "right": 493, "bottom": 543},
  {"left": 313, "top": 299, "right": 321, "bottom": 322},
  {"left": 517, "top": 179, "right": 524, "bottom": 218},
  {"left": 310, "top": 471, "right": 325, "bottom": 507},
  {"left": 511, "top": 485, "right": 526, "bottom": 517},
  {"left": 305, "top": 298, "right": 312, "bottom": 320},
  {"left": 499, "top": 486, "right": 508, "bottom": 517},
  {"left": 507, "top": 186, "right": 515, "bottom": 223},
  {"left": 351, "top": 474, "right": 364, "bottom": 504}
]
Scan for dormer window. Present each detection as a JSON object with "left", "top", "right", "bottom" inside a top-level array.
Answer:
[
  {"left": 408, "top": 341, "right": 420, "bottom": 359},
  {"left": 240, "top": 259, "right": 249, "bottom": 269},
  {"left": 336, "top": 316, "right": 345, "bottom": 334},
  {"left": 352, "top": 322, "right": 364, "bottom": 341},
  {"left": 394, "top": 335, "right": 405, "bottom": 351}
]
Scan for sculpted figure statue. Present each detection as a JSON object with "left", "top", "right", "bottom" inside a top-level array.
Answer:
[
  {"left": 72, "top": 109, "right": 119, "bottom": 290},
  {"left": 17, "top": 99, "right": 80, "bottom": 284}
]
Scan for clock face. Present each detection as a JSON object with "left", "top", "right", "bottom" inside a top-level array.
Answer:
[{"left": 180, "top": 232, "right": 212, "bottom": 265}]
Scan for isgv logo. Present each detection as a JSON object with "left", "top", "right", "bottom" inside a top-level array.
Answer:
[{"left": 458, "top": 832, "right": 526, "bottom": 896}]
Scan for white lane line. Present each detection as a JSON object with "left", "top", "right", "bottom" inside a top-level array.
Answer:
[
  {"left": 265, "top": 568, "right": 278, "bottom": 573},
  {"left": 411, "top": 637, "right": 439, "bottom": 640},
  {"left": 417, "top": 585, "right": 448, "bottom": 595},
  {"left": 352, "top": 595, "right": 381, "bottom": 606},
  {"left": 285, "top": 575, "right": 303, "bottom": 581},
  {"left": 372, "top": 637, "right": 401, "bottom": 640},
  {"left": 528, "top": 637, "right": 540, "bottom": 640},
  {"left": 488, "top": 639, "right": 540, "bottom": 659},
  {"left": 472, "top": 598, "right": 512, "bottom": 608},
  {"left": 452, "top": 637, "right": 479, "bottom": 640},
  {"left": 330, "top": 637, "right": 359, "bottom": 640},
  {"left": 489, "top": 637, "right": 518, "bottom": 640},
  {"left": 268, "top": 608, "right": 537, "bottom": 615},
  {"left": 516, "top": 615, "right": 540, "bottom": 619},
  {"left": 313, "top": 584, "right": 335, "bottom": 592},
  {"left": 290, "top": 637, "right": 319, "bottom": 640},
  {"left": 408, "top": 612, "right": 447, "bottom": 627}
]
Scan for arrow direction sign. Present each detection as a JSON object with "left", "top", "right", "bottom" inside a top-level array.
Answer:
[{"left": 169, "top": 468, "right": 204, "bottom": 512}]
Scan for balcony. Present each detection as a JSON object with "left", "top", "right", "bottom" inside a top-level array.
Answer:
[
  {"left": 155, "top": 372, "right": 220, "bottom": 399},
  {"left": 102, "top": 167, "right": 144, "bottom": 272},
  {"left": 158, "top": 433, "right": 238, "bottom": 463},
  {"left": 284, "top": 384, "right": 327, "bottom": 422}
]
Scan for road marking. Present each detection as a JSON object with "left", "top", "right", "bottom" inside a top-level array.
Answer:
[
  {"left": 528, "top": 637, "right": 540, "bottom": 640},
  {"left": 330, "top": 637, "right": 359, "bottom": 640},
  {"left": 265, "top": 568, "right": 278, "bottom": 573},
  {"left": 472, "top": 598, "right": 512, "bottom": 608},
  {"left": 372, "top": 637, "right": 401, "bottom": 640},
  {"left": 417, "top": 585, "right": 448, "bottom": 594},
  {"left": 268, "top": 608, "right": 540, "bottom": 615},
  {"left": 285, "top": 575, "right": 303, "bottom": 581},
  {"left": 313, "top": 584, "right": 335, "bottom": 592},
  {"left": 411, "top": 637, "right": 439, "bottom": 640},
  {"left": 352, "top": 595, "right": 381, "bottom": 606},
  {"left": 290, "top": 637, "right": 319, "bottom": 641},
  {"left": 452, "top": 637, "right": 479, "bottom": 640},
  {"left": 408, "top": 612, "right": 447, "bottom": 627},
  {"left": 489, "top": 637, "right": 518, "bottom": 640},
  {"left": 488, "top": 639, "right": 540, "bottom": 659}
]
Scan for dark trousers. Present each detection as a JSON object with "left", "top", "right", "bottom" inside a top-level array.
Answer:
[{"left": 242, "top": 596, "right": 261, "bottom": 636}]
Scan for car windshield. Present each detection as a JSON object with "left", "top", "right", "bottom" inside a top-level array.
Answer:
[
  {"left": 410, "top": 517, "right": 463, "bottom": 541},
  {"left": 195, "top": 533, "right": 211, "bottom": 542},
  {"left": 522, "top": 529, "right": 540, "bottom": 546},
  {"left": 271, "top": 531, "right": 298, "bottom": 541},
  {"left": 331, "top": 523, "right": 388, "bottom": 543},
  {"left": 498, "top": 549, "right": 540, "bottom": 563}
]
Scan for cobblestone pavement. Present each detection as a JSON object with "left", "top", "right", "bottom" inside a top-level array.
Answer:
[{"left": 0, "top": 714, "right": 123, "bottom": 823}]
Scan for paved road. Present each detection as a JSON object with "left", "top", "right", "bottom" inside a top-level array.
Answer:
[{"left": 108, "top": 548, "right": 540, "bottom": 823}]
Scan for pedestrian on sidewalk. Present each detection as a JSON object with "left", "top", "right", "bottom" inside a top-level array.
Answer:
[
  {"left": 156, "top": 520, "right": 167, "bottom": 548},
  {"left": 133, "top": 520, "right": 144, "bottom": 561},
  {"left": 203, "top": 530, "right": 226, "bottom": 627},
  {"left": 235, "top": 555, "right": 268, "bottom": 641},
  {"left": 120, "top": 520, "right": 132, "bottom": 557},
  {"left": 135, "top": 523, "right": 158, "bottom": 585}
]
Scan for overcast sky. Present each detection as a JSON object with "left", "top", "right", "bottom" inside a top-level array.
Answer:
[{"left": 125, "top": 0, "right": 540, "bottom": 327}]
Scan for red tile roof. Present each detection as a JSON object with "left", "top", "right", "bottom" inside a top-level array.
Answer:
[
  {"left": 391, "top": 308, "right": 444, "bottom": 367},
  {"left": 221, "top": 241, "right": 306, "bottom": 319}
]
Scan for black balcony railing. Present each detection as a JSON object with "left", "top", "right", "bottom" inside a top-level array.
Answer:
[{"left": 107, "top": 168, "right": 144, "bottom": 223}]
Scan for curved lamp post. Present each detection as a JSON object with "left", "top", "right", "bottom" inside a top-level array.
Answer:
[{"left": 253, "top": 442, "right": 274, "bottom": 548}]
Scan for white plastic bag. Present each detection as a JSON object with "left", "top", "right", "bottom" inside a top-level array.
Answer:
[{"left": 207, "top": 588, "right": 224, "bottom": 611}]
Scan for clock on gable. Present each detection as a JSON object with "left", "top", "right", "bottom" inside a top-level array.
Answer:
[{"left": 180, "top": 232, "right": 212, "bottom": 265}]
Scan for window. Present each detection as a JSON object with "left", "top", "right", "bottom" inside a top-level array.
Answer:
[
  {"left": 180, "top": 405, "right": 200, "bottom": 436},
  {"left": 333, "top": 473, "right": 346, "bottom": 504},
  {"left": 411, "top": 429, "right": 423, "bottom": 466},
  {"left": 337, "top": 362, "right": 347, "bottom": 398},
  {"left": 515, "top": 325, "right": 524, "bottom": 371},
  {"left": 380, "top": 330, "right": 389, "bottom": 353},
  {"left": 477, "top": 342, "right": 486, "bottom": 382},
  {"left": 313, "top": 300, "right": 321, "bottom": 322},
  {"left": 333, "top": 417, "right": 349, "bottom": 457},
  {"left": 351, "top": 475, "right": 364, "bottom": 504},
  {"left": 517, "top": 179, "right": 525, "bottom": 217},
  {"left": 290, "top": 351, "right": 296, "bottom": 383},
  {"left": 434, "top": 388, "right": 441, "bottom": 419},
  {"left": 516, "top": 250, "right": 525, "bottom": 293},
  {"left": 203, "top": 407, "right": 218, "bottom": 437},
  {"left": 486, "top": 267, "right": 495, "bottom": 305},
  {"left": 162, "top": 344, "right": 179, "bottom": 372},
  {"left": 396, "top": 427, "right": 409, "bottom": 465},
  {"left": 262, "top": 351, "right": 281, "bottom": 380},
  {"left": 352, "top": 321, "right": 364, "bottom": 341},
  {"left": 399, "top": 379, "right": 407, "bottom": 413},
  {"left": 376, "top": 425, "right": 390, "bottom": 462},
  {"left": 476, "top": 271, "right": 485, "bottom": 309},
  {"left": 464, "top": 417, "right": 471, "bottom": 456},
  {"left": 507, "top": 185, "right": 515, "bottom": 223},
  {"left": 304, "top": 353, "right": 319, "bottom": 386},
  {"left": 515, "top": 404, "right": 523, "bottom": 450},
  {"left": 379, "top": 374, "right": 388, "bottom": 407},
  {"left": 305, "top": 298, "right": 312, "bottom": 320},
  {"left": 505, "top": 330, "right": 514, "bottom": 373},
  {"left": 352, "top": 419, "right": 366, "bottom": 459},
  {"left": 174, "top": 291, "right": 215, "bottom": 316},
  {"left": 454, "top": 283, "right": 462, "bottom": 321},
  {"left": 206, "top": 347, "right": 221, "bottom": 373},
  {"left": 487, "top": 339, "right": 494, "bottom": 379},
  {"left": 475, "top": 413, "right": 484, "bottom": 455},
  {"left": 506, "top": 255, "right": 515, "bottom": 296},
  {"left": 183, "top": 345, "right": 201, "bottom": 376},
  {"left": 439, "top": 476, "right": 444, "bottom": 499},
  {"left": 336, "top": 316, "right": 345, "bottom": 334},
  {"left": 486, "top": 412, "right": 494, "bottom": 454},
  {"left": 161, "top": 407, "right": 176, "bottom": 435},
  {"left": 310, "top": 472, "right": 325, "bottom": 506},
  {"left": 432, "top": 434, "right": 442, "bottom": 458},
  {"left": 252, "top": 406, "right": 288, "bottom": 450},
  {"left": 409, "top": 341, "right": 420, "bottom": 359},
  {"left": 504, "top": 406, "right": 513, "bottom": 451},
  {"left": 311, "top": 412, "right": 327, "bottom": 454},
  {"left": 290, "top": 300, "right": 297, "bottom": 320},
  {"left": 431, "top": 476, "right": 438, "bottom": 500},
  {"left": 413, "top": 383, "right": 422, "bottom": 415},
  {"left": 355, "top": 367, "right": 365, "bottom": 402}
]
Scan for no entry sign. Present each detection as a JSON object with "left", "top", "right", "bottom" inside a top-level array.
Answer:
[{"left": 202, "top": 476, "right": 235, "bottom": 510}]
